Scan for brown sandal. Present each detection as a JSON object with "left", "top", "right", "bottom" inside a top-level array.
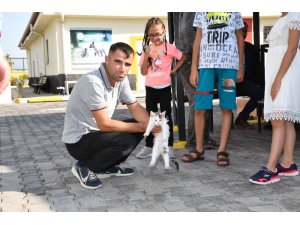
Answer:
[
  {"left": 204, "top": 138, "right": 219, "bottom": 150},
  {"left": 181, "top": 150, "right": 204, "bottom": 163},
  {"left": 217, "top": 152, "right": 230, "bottom": 166}
]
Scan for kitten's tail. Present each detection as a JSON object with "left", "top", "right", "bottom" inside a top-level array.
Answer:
[{"left": 171, "top": 160, "right": 179, "bottom": 171}]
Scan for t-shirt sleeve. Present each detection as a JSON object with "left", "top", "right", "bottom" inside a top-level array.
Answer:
[
  {"left": 289, "top": 12, "right": 300, "bottom": 30},
  {"left": 168, "top": 44, "right": 183, "bottom": 60},
  {"left": 119, "top": 76, "right": 137, "bottom": 105},
  {"left": 78, "top": 80, "right": 107, "bottom": 111},
  {"left": 193, "top": 12, "right": 203, "bottom": 28},
  {"left": 234, "top": 12, "right": 244, "bottom": 30}
]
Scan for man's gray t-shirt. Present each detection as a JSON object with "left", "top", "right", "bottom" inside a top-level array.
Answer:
[{"left": 62, "top": 63, "right": 136, "bottom": 143}]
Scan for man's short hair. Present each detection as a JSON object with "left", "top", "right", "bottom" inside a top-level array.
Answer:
[{"left": 109, "top": 42, "right": 134, "bottom": 58}]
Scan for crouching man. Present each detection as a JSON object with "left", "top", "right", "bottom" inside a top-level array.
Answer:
[{"left": 62, "top": 42, "right": 159, "bottom": 189}]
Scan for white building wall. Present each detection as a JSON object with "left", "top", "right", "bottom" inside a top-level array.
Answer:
[
  {"left": 20, "top": 13, "right": 285, "bottom": 92},
  {"left": 42, "top": 18, "right": 61, "bottom": 75},
  {"left": 62, "top": 17, "right": 168, "bottom": 75},
  {"left": 30, "top": 37, "right": 45, "bottom": 78}
]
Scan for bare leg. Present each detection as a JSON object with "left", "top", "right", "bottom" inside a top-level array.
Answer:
[
  {"left": 195, "top": 110, "right": 206, "bottom": 152},
  {"left": 181, "top": 109, "right": 205, "bottom": 161},
  {"left": 266, "top": 120, "right": 285, "bottom": 171},
  {"left": 218, "top": 109, "right": 232, "bottom": 152},
  {"left": 281, "top": 121, "right": 296, "bottom": 165}
]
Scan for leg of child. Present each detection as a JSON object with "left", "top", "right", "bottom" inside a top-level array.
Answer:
[
  {"left": 195, "top": 109, "right": 206, "bottom": 152},
  {"left": 219, "top": 109, "right": 232, "bottom": 153},
  {"left": 266, "top": 120, "right": 285, "bottom": 170},
  {"left": 158, "top": 86, "right": 173, "bottom": 147},
  {"left": 217, "top": 109, "right": 232, "bottom": 166},
  {"left": 145, "top": 86, "right": 159, "bottom": 148},
  {"left": 281, "top": 121, "right": 296, "bottom": 165},
  {"left": 181, "top": 109, "right": 205, "bottom": 162},
  {"left": 217, "top": 68, "right": 237, "bottom": 166}
]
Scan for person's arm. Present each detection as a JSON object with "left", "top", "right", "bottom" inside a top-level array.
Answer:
[
  {"left": 190, "top": 28, "right": 202, "bottom": 88},
  {"left": 0, "top": 58, "right": 11, "bottom": 94},
  {"left": 92, "top": 102, "right": 147, "bottom": 133},
  {"left": 271, "top": 28, "right": 300, "bottom": 100},
  {"left": 171, "top": 54, "right": 186, "bottom": 74},
  {"left": 236, "top": 28, "right": 244, "bottom": 83},
  {"left": 127, "top": 101, "right": 161, "bottom": 134},
  {"left": 140, "top": 45, "right": 152, "bottom": 75}
]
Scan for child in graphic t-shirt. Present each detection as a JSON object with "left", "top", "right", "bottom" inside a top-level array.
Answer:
[
  {"left": 181, "top": 12, "right": 244, "bottom": 166},
  {"left": 135, "top": 17, "right": 185, "bottom": 160}
]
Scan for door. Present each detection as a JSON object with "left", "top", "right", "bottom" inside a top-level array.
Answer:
[{"left": 130, "top": 36, "right": 145, "bottom": 91}]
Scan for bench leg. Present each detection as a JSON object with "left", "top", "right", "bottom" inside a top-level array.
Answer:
[{"left": 257, "top": 101, "right": 264, "bottom": 133}]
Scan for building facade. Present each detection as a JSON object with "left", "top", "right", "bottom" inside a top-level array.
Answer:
[
  {"left": 19, "top": 12, "right": 168, "bottom": 93},
  {"left": 19, "top": 12, "right": 280, "bottom": 94}
]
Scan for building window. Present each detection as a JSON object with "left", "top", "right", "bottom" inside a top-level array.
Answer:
[{"left": 46, "top": 39, "right": 49, "bottom": 65}]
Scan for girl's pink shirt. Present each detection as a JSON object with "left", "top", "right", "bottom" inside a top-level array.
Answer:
[{"left": 139, "top": 43, "right": 182, "bottom": 87}]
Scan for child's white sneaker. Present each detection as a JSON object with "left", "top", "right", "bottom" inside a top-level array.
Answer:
[
  {"left": 136, "top": 146, "right": 152, "bottom": 159},
  {"left": 168, "top": 146, "right": 177, "bottom": 159}
]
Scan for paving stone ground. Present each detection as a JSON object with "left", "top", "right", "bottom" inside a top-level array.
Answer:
[{"left": 1, "top": 98, "right": 300, "bottom": 213}]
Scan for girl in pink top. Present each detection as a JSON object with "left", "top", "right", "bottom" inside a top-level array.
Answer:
[{"left": 136, "top": 17, "right": 185, "bottom": 159}]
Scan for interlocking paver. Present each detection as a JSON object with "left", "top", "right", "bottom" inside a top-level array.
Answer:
[{"left": 0, "top": 96, "right": 300, "bottom": 212}]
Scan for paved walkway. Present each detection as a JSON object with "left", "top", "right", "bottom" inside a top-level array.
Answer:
[{"left": 0, "top": 100, "right": 300, "bottom": 212}]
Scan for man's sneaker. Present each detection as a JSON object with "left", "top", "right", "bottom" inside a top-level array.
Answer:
[
  {"left": 276, "top": 162, "right": 299, "bottom": 176},
  {"left": 97, "top": 165, "right": 134, "bottom": 179},
  {"left": 136, "top": 146, "right": 152, "bottom": 159},
  {"left": 71, "top": 161, "right": 102, "bottom": 189},
  {"left": 235, "top": 120, "right": 255, "bottom": 129},
  {"left": 249, "top": 167, "right": 280, "bottom": 185},
  {"left": 168, "top": 146, "right": 177, "bottom": 159}
]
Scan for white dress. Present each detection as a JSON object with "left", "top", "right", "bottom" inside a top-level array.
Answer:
[{"left": 264, "top": 12, "right": 300, "bottom": 123}]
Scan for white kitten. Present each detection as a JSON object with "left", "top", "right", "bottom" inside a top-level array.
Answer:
[{"left": 144, "top": 111, "right": 170, "bottom": 170}]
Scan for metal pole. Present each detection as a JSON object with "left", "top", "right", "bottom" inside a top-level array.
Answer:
[
  {"left": 168, "top": 12, "right": 186, "bottom": 141},
  {"left": 253, "top": 12, "right": 264, "bottom": 133},
  {"left": 168, "top": 12, "right": 178, "bottom": 126}
]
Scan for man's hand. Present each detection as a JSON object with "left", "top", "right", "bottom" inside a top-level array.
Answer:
[
  {"left": 189, "top": 68, "right": 198, "bottom": 88},
  {"left": 151, "top": 125, "right": 161, "bottom": 135},
  {"left": 236, "top": 69, "right": 244, "bottom": 83},
  {"left": 271, "top": 78, "right": 281, "bottom": 101}
]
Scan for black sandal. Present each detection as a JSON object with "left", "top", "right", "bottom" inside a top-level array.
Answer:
[
  {"left": 217, "top": 152, "right": 230, "bottom": 166},
  {"left": 203, "top": 138, "right": 219, "bottom": 150},
  {"left": 181, "top": 150, "right": 204, "bottom": 163}
]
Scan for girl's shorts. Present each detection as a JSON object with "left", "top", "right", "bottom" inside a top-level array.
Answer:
[{"left": 195, "top": 68, "right": 237, "bottom": 110}]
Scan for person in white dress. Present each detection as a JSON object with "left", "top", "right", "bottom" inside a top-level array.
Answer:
[{"left": 249, "top": 12, "right": 300, "bottom": 185}]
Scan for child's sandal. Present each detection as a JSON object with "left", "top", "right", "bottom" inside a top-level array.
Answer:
[
  {"left": 181, "top": 150, "right": 204, "bottom": 163},
  {"left": 217, "top": 152, "right": 230, "bottom": 166}
]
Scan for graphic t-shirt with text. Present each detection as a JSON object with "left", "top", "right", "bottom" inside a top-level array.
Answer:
[{"left": 193, "top": 12, "right": 244, "bottom": 70}]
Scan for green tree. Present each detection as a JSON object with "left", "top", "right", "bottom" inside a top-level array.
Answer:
[{"left": 4, "top": 54, "right": 14, "bottom": 68}]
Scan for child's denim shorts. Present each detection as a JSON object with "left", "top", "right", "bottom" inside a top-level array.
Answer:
[{"left": 195, "top": 68, "right": 237, "bottom": 110}]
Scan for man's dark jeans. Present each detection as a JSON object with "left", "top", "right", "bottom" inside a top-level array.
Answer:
[{"left": 66, "top": 126, "right": 143, "bottom": 173}]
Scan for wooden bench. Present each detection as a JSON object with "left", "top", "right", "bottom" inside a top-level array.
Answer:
[{"left": 32, "top": 76, "right": 47, "bottom": 94}]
